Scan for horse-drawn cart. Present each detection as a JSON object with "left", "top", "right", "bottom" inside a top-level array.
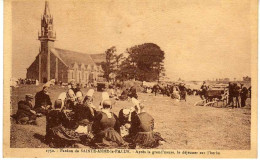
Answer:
[{"left": 194, "top": 84, "right": 228, "bottom": 107}]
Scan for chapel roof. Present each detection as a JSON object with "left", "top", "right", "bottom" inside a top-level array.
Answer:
[{"left": 50, "top": 48, "right": 105, "bottom": 68}]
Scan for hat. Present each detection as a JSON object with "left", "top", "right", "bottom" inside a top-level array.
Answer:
[
  {"left": 99, "top": 92, "right": 110, "bottom": 109},
  {"left": 102, "top": 92, "right": 110, "bottom": 101},
  {"left": 68, "top": 89, "right": 75, "bottom": 98},
  {"left": 86, "top": 89, "right": 94, "bottom": 97},
  {"left": 25, "top": 94, "right": 34, "bottom": 99},
  {"left": 43, "top": 85, "right": 49, "bottom": 89}
]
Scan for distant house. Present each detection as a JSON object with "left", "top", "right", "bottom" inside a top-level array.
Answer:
[
  {"left": 223, "top": 78, "right": 230, "bottom": 81},
  {"left": 26, "top": 1, "right": 105, "bottom": 83},
  {"left": 216, "top": 78, "right": 230, "bottom": 82}
]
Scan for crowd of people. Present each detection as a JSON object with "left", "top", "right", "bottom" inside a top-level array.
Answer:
[
  {"left": 142, "top": 80, "right": 251, "bottom": 108},
  {"left": 142, "top": 82, "right": 188, "bottom": 101},
  {"left": 13, "top": 81, "right": 165, "bottom": 149},
  {"left": 17, "top": 78, "right": 38, "bottom": 85},
  {"left": 198, "top": 81, "right": 251, "bottom": 108},
  {"left": 227, "top": 82, "right": 251, "bottom": 108}
]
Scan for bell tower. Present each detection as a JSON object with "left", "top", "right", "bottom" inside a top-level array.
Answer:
[{"left": 38, "top": 1, "right": 56, "bottom": 83}]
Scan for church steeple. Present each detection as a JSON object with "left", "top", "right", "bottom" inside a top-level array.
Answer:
[
  {"left": 44, "top": 1, "right": 50, "bottom": 16},
  {"left": 38, "top": 0, "right": 56, "bottom": 41},
  {"left": 38, "top": 1, "right": 56, "bottom": 83}
]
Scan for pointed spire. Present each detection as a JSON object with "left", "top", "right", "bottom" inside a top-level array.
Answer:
[{"left": 44, "top": 1, "right": 50, "bottom": 16}]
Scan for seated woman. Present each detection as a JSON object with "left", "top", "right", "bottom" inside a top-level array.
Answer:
[
  {"left": 73, "top": 92, "right": 96, "bottom": 135},
  {"left": 45, "top": 100, "right": 81, "bottom": 148},
  {"left": 119, "top": 88, "right": 129, "bottom": 101},
  {"left": 65, "top": 88, "right": 77, "bottom": 110},
  {"left": 118, "top": 108, "right": 131, "bottom": 137},
  {"left": 118, "top": 106, "right": 138, "bottom": 138},
  {"left": 128, "top": 86, "right": 138, "bottom": 99},
  {"left": 34, "top": 86, "right": 52, "bottom": 115},
  {"left": 15, "top": 94, "right": 37, "bottom": 125},
  {"left": 130, "top": 103, "right": 165, "bottom": 148},
  {"left": 91, "top": 100, "right": 127, "bottom": 148}
]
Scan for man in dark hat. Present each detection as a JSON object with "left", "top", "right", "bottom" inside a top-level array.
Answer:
[
  {"left": 34, "top": 85, "right": 52, "bottom": 115},
  {"left": 15, "top": 94, "right": 37, "bottom": 125}
]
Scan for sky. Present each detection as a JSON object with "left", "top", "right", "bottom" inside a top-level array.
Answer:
[{"left": 12, "top": 0, "right": 253, "bottom": 81}]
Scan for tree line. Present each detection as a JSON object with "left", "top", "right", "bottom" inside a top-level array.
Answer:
[{"left": 101, "top": 43, "right": 166, "bottom": 82}]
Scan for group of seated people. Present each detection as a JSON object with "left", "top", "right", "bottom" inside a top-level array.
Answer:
[
  {"left": 118, "top": 86, "right": 138, "bottom": 100},
  {"left": 14, "top": 82, "right": 165, "bottom": 149},
  {"left": 149, "top": 83, "right": 187, "bottom": 101}
]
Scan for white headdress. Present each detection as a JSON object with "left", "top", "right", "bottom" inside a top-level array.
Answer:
[
  {"left": 76, "top": 91, "right": 83, "bottom": 98},
  {"left": 86, "top": 89, "right": 94, "bottom": 97},
  {"left": 99, "top": 92, "right": 110, "bottom": 109}
]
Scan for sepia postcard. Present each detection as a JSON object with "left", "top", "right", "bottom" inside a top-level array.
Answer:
[{"left": 3, "top": 0, "right": 258, "bottom": 158}]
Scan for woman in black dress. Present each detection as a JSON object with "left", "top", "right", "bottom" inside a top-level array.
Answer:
[
  {"left": 91, "top": 100, "right": 127, "bottom": 148},
  {"left": 130, "top": 104, "right": 165, "bottom": 148},
  {"left": 45, "top": 100, "right": 81, "bottom": 148}
]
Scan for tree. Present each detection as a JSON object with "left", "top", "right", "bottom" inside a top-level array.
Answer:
[
  {"left": 113, "top": 53, "right": 125, "bottom": 71},
  {"left": 124, "top": 43, "right": 165, "bottom": 82},
  {"left": 101, "top": 46, "right": 117, "bottom": 82}
]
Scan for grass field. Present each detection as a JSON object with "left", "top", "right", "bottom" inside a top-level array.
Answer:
[{"left": 10, "top": 84, "right": 251, "bottom": 149}]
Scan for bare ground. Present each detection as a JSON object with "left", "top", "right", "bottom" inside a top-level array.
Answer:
[{"left": 10, "top": 85, "right": 251, "bottom": 149}]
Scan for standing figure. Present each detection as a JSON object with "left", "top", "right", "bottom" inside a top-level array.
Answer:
[
  {"left": 178, "top": 83, "right": 187, "bottom": 101},
  {"left": 15, "top": 94, "right": 37, "bottom": 125},
  {"left": 228, "top": 82, "right": 234, "bottom": 106},
  {"left": 240, "top": 84, "right": 248, "bottom": 107},
  {"left": 200, "top": 81, "right": 208, "bottom": 100},
  {"left": 171, "top": 86, "right": 180, "bottom": 101},
  {"left": 34, "top": 86, "right": 52, "bottom": 115},
  {"left": 248, "top": 86, "right": 251, "bottom": 98},
  {"left": 152, "top": 84, "right": 159, "bottom": 96},
  {"left": 232, "top": 83, "right": 241, "bottom": 108}
]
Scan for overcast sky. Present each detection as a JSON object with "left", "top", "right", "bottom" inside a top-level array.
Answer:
[{"left": 12, "top": 0, "right": 252, "bottom": 81}]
